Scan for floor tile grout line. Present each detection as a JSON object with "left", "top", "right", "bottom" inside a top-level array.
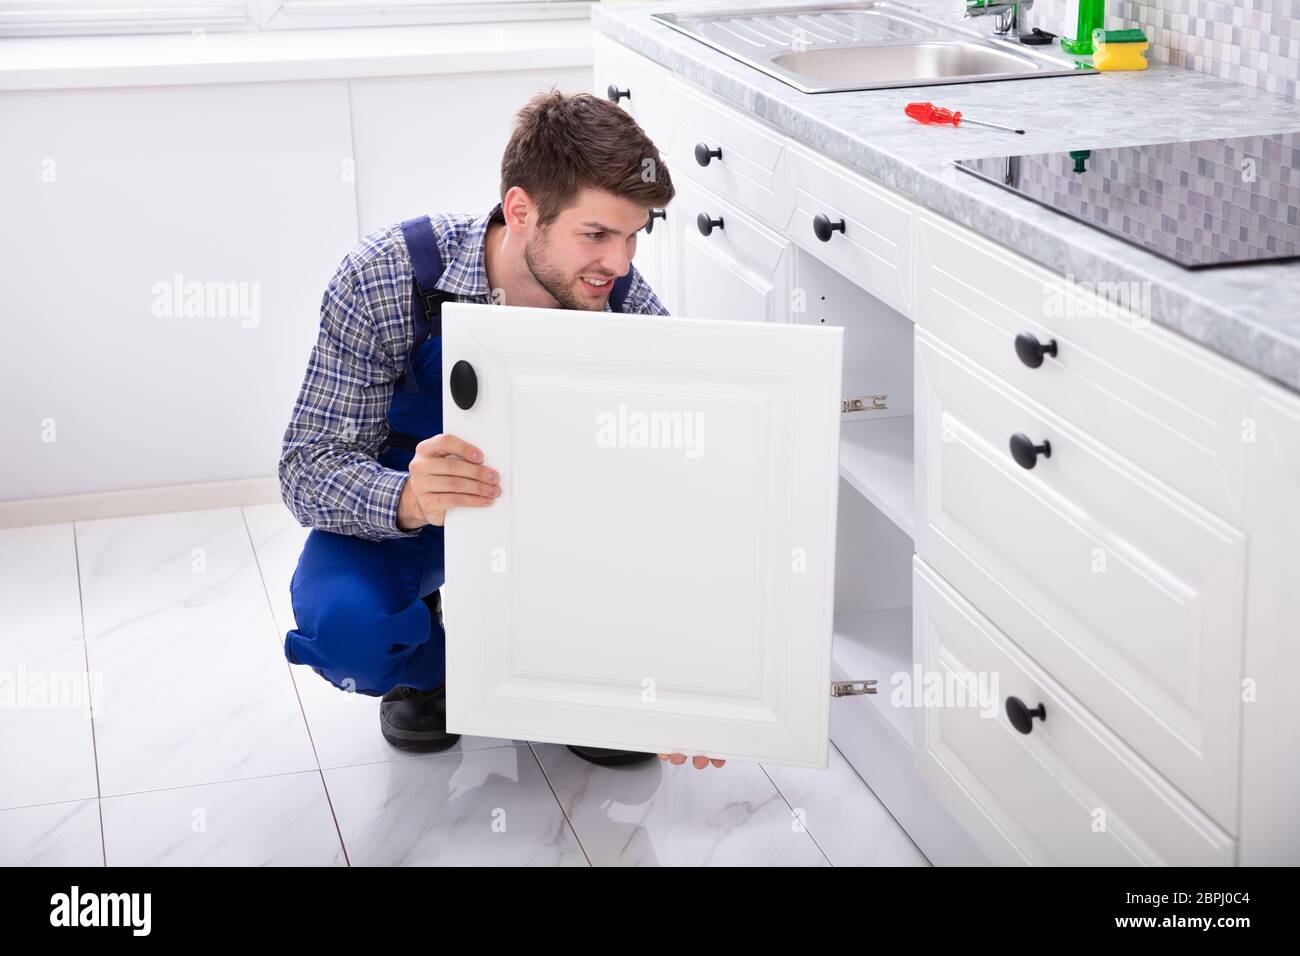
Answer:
[
  {"left": 313, "top": 769, "right": 351, "bottom": 868},
  {"left": 70, "top": 519, "right": 107, "bottom": 867},
  {"left": 829, "top": 740, "right": 931, "bottom": 865},
  {"left": 95, "top": 766, "right": 331, "bottom": 802},
  {"left": 0, "top": 794, "right": 101, "bottom": 815},
  {"left": 758, "top": 761, "right": 835, "bottom": 867},
  {"left": 237, "top": 505, "right": 351, "bottom": 866},
  {"left": 527, "top": 742, "right": 593, "bottom": 867}
]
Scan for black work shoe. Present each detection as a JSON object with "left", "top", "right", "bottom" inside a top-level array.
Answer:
[
  {"left": 379, "top": 683, "right": 460, "bottom": 753},
  {"left": 566, "top": 744, "right": 657, "bottom": 767}
]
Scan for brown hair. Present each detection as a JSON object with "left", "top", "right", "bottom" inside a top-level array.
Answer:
[{"left": 500, "top": 88, "right": 675, "bottom": 229}]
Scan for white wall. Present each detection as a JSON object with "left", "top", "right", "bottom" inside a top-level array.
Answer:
[{"left": 0, "top": 26, "right": 592, "bottom": 516}]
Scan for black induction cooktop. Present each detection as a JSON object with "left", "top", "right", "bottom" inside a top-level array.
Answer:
[{"left": 955, "top": 131, "right": 1300, "bottom": 269}]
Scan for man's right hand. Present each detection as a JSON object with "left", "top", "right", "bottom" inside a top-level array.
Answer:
[{"left": 396, "top": 433, "right": 500, "bottom": 531}]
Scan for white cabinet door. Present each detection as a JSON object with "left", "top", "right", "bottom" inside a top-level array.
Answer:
[
  {"left": 668, "top": 176, "right": 791, "bottom": 324},
  {"left": 1240, "top": 382, "right": 1300, "bottom": 864},
  {"left": 440, "top": 301, "right": 843, "bottom": 767}
]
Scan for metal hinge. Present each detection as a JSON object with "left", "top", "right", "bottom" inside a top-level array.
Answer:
[
  {"left": 831, "top": 679, "right": 878, "bottom": 697},
  {"left": 842, "top": 394, "right": 888, "bottom": 414}
]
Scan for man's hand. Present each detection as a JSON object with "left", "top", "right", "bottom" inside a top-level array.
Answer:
[
  {"left": 658, "top": 753, "right": 726, "bottom": 769},
  {"left": 396, "top": 433, "right": 500, "bottom": 530}
]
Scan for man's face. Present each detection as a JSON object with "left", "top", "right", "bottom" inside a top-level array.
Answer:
[{"left": 522, "top": 188, "right": 650, "bottom": 311}]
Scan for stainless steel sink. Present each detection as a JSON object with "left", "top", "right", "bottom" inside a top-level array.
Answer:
[{"left": 651, "top": 1, "right": 1094, "bottom": 93}]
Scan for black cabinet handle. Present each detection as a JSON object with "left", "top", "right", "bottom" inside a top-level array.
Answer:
[
  {"left": 644, "top": 208, "right": 666, "bottom": 234},
  {"left": 1015, "top": 332, "right": 1058, "bottom": 369},
  {"left": 1006, "top": 696, "right": 1046, "bottom": 735},
  {"left": 697, "top": 212, "right": 724, "bottom": 236},
  {"left": 812, "top": 213, "right": 846, "bottom": 242},
  {"left": 450, "top": 360, "right": 478, "bottom": 410},
  {"left": 606, "top": 85, "right": 630, "bottom": 103},
  {"left": 694, "top": 142, "right": 723, "bottom": 167},
  {"left": 1009, "top": 433, "right": 1051, "bottom": 469}
]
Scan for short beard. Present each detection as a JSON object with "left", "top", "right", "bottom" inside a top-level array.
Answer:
[{"left": 523, "top": 226, "right": 605, "bottom": 312}]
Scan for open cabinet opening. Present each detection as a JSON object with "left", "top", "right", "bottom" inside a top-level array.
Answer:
[
  {"left": 793, "top": 248, "right": 915, "bottom": 535},
  {"left": 833, "top": 476, "right": 914, "bottom": 744},
  {"left": 793, "top": 246, "right": 916, "bottom": 748}
]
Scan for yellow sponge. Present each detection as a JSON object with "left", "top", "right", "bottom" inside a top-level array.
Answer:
[{"left": 1091, "top": 28, "right": 1149, "bottom": 71}]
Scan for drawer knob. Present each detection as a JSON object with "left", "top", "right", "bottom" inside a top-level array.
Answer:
[
  {"left": 644, "top": 208, "right": 667, "bottom": 234},
  {"left": 812, "top": 213, "right": 846, "bottom": 242},
  {"left": 1014, "top": 332, "right": 1059, "bottom": 369},
  {"left": 607, "top": 85, "right": 630, "bottom": 103},
  {"left": 449, "top": 360, "right": 478, "bottom": 410},
  {"left": 1006, "top": 696, "right": 1047, "bottom": 735},
  {"left": 1009, "top": 432, "right": 1051, "bottom": 470},
  {"left": 697, "top": 212, "right": 724, "bottom": 237},
  {"left": 694, "top": 142, "right": 723, "bottom": 167}
]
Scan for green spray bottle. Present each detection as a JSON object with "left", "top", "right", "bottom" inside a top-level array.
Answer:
[{"left": 1060, "top": 0, "right": 1105, "bottom": 56}]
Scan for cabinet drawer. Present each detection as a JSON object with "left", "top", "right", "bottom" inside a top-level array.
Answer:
[
  {"left": 915, "top": 329, "right": 1245, "bottom": 831},
  {"left": 913, "top": 558, "right": 1235, "bottom": 866},
  {"left": 664, "top": 81, "right": 787, "bottom": 230},
  {"left": 593, "top": 34, "right": 672, "bottom": 147},
  {"left": 915, "top": 213, "right": 1252, "bottom": 520},
  {"left": 669, "top": 175, "right": 791, "bottom": 324},
  {"left": 784, "top": 144, "right": 916, "bottom": 318}
]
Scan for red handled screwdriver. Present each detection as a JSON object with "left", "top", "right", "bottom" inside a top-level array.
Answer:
[{"left": 905, "top": 101, "right": 1025, "bottom": 134}]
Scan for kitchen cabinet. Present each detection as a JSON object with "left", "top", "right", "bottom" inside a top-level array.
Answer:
[
  {"left": 785, "top": 144, "right": 916, "bottom": 318},
  {"left": 914, "top": 212, "right": 1253, "bottom": 523},
  {"left": 662, "top": 80, "right": 789, "bottom": 232},
  {"left": 440, "top": 301, "right": 849, "bottom": 767},
  {"left": 632, "top": 202, "right": 674, "bottom": 315},
  {"left": 666, "top": 175, "right": 792, "bottom": 325},
  {"left": 1239, "top": 382, "right": 1300, "bottom": 864},
  {"left": 913, "top": 557, "right": 1235, "bottom": 866},
  {"left": 915, "top": 328, "right": 1245, "bottom": 831},
  {"left": 590, "top": 36, "right": 1300, "bottom": 865},
  {"left": 594, "top": 33, "right": 672, "bottom": 148}
]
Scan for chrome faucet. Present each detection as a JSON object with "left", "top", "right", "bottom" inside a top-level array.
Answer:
[{"left": 965, "top": 0, "right": 1035, "bottom": 41}]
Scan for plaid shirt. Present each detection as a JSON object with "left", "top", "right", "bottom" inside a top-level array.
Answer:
[{"left": 279, "top": 200, "right": 670, "bottom": 541}]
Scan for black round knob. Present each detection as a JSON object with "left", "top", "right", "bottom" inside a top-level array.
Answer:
[
  {"left": 606, "top": 85, "right": 630, "bottom": 103},
  {"left": 694, "top": 142, "right": 723, "bottom": 167},
  {"left": 696, "top": 212, "right": 724, "bottom": 237},
  {"left": 644, "top": 208, "right": 666, "bottom": 234},
  {"left": 1009, "top": 432, "right": 1051, "bottom": 470},
  {"left": 449, "top": 360, "right": 478, "bottom": 410},
  {"left": 1014, "top": 332, "right": 1058, "bottom": 369},
  {"left": 1006, "top": 696, "right": 1046, "bottom": 735},
  {"left": 812, "top": 213, "right": 846, "bottom": 242}
]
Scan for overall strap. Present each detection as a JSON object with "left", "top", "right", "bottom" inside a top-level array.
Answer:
[
  {"left": 398, "top": 216, "right": 456, "bottom": 394},
  {"left": 608, "top": 270, "right": 635, "bottom": 313}
]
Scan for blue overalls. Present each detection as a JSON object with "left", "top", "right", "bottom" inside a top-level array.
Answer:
[{"left": 283, "top": 215, "right": 637, "bottom": 696}]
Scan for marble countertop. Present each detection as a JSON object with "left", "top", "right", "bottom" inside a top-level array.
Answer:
[{"left": 594, "top": 0, "right": 1300, "bottom": 392}]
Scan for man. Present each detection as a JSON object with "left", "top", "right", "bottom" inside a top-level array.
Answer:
[{"left": 278, "top": 89, "right": 725, "bottom": 771}]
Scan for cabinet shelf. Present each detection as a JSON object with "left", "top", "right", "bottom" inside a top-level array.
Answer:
[
  {"left": 839, "top": 415, "right": 914, "bottom": 539},
  {"left": 831, "top": 605, "right": 913, "bottom": 745}
]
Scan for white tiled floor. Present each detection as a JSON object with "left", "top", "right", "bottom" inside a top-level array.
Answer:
[{"left": 0, "top": 504, "right": 929, "bottom": 867}]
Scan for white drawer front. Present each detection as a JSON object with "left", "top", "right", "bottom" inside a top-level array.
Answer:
[
  {"left": 913, "top": 558, "right": 1236, "bottom": 866},
  {"left": 915, "top": 213, "right": 1252, "bottom": 520},
  {"left": 784, "top": 145, "right": 915, "bottom": 318},
  {"left": 593, "top": 35, "right": 672, "bottom": 147},
  {"left": 669, "top": 176, "right": 791, "bottom": 325},
  {"left": 915, "top": 329, "right": 1245, "bottom": 831},
  {"left": 665, "top": 82, "right": 787, "bottom": 230}
]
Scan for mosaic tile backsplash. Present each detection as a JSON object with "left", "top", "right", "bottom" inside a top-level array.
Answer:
[
  {"left": 956, "top": 131, "right": 1300, "bottom": 268},
  {"left": 1033, "top": 0, "right": 1300, "bottom": 101}
]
